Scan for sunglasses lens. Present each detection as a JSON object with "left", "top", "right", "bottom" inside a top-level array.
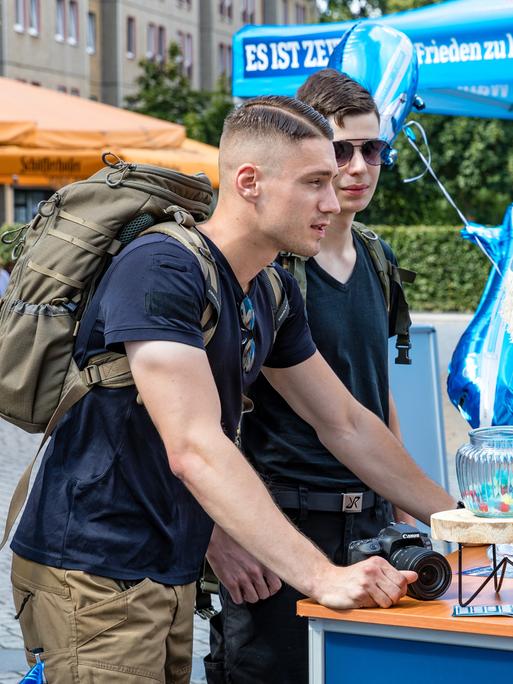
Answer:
[
  {"left": 242, "top": 338, "right": 256, "bottom": 373},
  {"left": 240, "top": 295, "right": 256, "bottom": 373},
  {"left": 240, "top": 296, "right": 255, "bottom": 331},
  {"left": 362, "top": 139, "right": 389, "bottom": 165},
  {"left": 333, "top": 140, "right": 353, "bottom": 167}
]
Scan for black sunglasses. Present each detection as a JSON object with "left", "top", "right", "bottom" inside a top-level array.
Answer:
[
  {"left": 332, "top": 139, "right": 390, "bottom": 167},
  {"left": 239, "top": 295, "right": 256, "bottom": 374}
]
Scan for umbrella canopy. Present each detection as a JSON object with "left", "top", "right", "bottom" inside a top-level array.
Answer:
[
  {"left": 232, "top": 0, "right": 513, "bottom": 120},
  {"left": 0, "top": 78, "right": 219, "bottom": 187}
]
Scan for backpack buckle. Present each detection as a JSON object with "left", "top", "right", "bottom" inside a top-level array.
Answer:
[
  {"left": 83, "top": 363, "right": 102, "bottom": 386},
  {"left": 395, "top": 338, "right": 412, "bottom": 365}
]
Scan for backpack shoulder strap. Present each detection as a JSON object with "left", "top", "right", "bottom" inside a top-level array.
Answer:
[
  {"left": 141, "top": 220, "right": 221, "bottom": 345},
  {"left": 352, "top": 221, "right": 391, "bottom": 309},
  {"left": 261, "top": 265, "right": 289, "bottom": 341},
  {"left": 352, "top": 221, "right": 417, "bottom": 365},
  {"left": 279, "top": 253, "right": 308, "bottom": 302}
]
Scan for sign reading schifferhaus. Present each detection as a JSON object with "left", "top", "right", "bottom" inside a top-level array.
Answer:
[{"left": 21, "top": 157, "right": 82, "bottom": 175}]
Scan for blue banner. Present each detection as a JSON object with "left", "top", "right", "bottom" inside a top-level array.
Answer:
[{"left": 232, "top": 0, "right": 513, "bottom": 119}]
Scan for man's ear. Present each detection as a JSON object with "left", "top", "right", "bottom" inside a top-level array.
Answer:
[{"left": 234, "top": 163, "right": 260, "bottom": 203}]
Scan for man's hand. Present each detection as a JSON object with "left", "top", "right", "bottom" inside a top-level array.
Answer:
[
  {"left": 315, "top": 557, "right": 417, "bottom": 610},
  {"left": 207, "top": 525, "right": 282, "bottom": 604}
]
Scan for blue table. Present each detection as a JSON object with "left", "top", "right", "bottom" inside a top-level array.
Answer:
[{"left": 298, "top": 548, "right": 513, "bottom": 684}]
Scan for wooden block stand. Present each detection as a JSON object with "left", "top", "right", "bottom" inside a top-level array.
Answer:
[{"left": 431, "top": 508, "right": 513, "bottom": 606}]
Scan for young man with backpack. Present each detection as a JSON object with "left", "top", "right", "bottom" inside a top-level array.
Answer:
[
  {"left": 205, "top": 72, "right": 427, "bottom": 684},
  {"left": 8, "top": 95, "right": 454, "bottom": 684}
]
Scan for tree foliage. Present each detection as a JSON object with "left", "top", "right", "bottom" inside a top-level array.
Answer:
[
  {"left": 361, "top": 115, "right": 513, "bottom": 226},
  {"left": 126, "top": 42, "right": 233, "bottom": 147},
  {"left": 321, "top": 0, "right": 513, "bottom": 226}
]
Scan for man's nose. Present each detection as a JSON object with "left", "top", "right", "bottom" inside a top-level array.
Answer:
[
  {"left": 346, "top": 148, "right": 368, "bottom": 174},
  {"left": 321, "top": 182, "right": 340, "bottom": 215}
]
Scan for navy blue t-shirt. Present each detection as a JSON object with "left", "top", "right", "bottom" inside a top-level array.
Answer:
[
  {"left": 241, "top": 233, "right": 399, "bottom": 491},
  {"left": 12, "top": 232, "right": 315, "bottom": 584}
]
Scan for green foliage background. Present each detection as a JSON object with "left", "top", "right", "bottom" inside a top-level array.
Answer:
[
  {"left": 126, "top": 43, "right": 233, "bottom": 147},
  {"left": 376, "top": 225, "right": 491, "bottom": 312}
]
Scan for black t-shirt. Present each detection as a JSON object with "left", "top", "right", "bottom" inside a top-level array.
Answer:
[
  {"left": 12, "top": 232, "right": 315, "bottom": 584},
  {"left": 241, "top": 233, "right": 398, "bottom": 491}
]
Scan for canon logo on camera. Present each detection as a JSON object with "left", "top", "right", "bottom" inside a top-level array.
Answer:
[{"left": 402, "top": 533, "right": 420, "bottom": 539}]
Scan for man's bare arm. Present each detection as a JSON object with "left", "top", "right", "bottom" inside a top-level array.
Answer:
[
  {"left": 263, "top": 352, "right": 456, "bottom": 524},
  {"left": 126, "top": 340, "right": 416, "bottom": 609}
]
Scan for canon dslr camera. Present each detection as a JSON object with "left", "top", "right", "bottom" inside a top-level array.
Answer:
[{"left": 347, "top": 523, "right": 452, "bottom": 601}]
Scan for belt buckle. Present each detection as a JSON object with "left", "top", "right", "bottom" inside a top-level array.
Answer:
[{"left": 342, "top": 492, "right": 363, "bottom": 513}]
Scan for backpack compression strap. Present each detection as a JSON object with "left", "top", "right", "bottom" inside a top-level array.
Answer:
[
  {"left": 352, "top": 223, "right": 416, "bottom": 365},
  {"left": 0, "top": 216, "right": 222, "bottom": 552}
]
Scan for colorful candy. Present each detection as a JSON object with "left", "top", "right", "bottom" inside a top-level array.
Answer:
[{"left": 464, "top": 469, "right": 513, "bottom": 516}]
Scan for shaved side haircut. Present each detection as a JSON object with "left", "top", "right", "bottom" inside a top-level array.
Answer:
[
  {"left": 297, "top": 69, "right": 379, "bottom": 127},
  {"left": 221, "top": 95, "right": 333, "bottom": 145}
]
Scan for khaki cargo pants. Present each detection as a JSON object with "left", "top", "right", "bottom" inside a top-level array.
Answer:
[{"left": 11, "top": 553, "right": 196, "bottom": 683}]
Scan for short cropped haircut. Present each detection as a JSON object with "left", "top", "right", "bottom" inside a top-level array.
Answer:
[
  {"left": 297, "top": 69, "right": 379, "bottom": 128},
  {"left": 221, "top": 95, "right": 333, "bottom": 144}
]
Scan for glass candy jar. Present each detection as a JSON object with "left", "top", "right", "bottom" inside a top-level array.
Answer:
[{"left": 456, "top": 426, "right": 513, "bottom": 517}]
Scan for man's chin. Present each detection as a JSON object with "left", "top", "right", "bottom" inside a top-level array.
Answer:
[{"left": 284, "top": 241, "right": 320, "bottom": 259}]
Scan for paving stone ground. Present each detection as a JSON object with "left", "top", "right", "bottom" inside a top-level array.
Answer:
[{"left": 0, "top": 313, "right": 468, "bottom": 682}]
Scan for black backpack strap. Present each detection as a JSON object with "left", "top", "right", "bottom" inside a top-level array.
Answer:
[
  {"left": 262, "top": 265, "right": 289, "bottom": 341},
  {"left": 352, "top": 221, "right": 416, "bottom": 365}
]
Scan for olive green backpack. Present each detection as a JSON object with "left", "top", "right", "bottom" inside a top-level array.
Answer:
[{"left": 0, "top": 153, "right": 286, "bottom": 550}]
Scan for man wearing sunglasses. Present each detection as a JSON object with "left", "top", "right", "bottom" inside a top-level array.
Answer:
[{"left": 206, "top": 71, "right": 424, "bottom": 684}]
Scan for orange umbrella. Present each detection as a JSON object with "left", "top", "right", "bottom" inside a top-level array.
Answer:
[{"left": 0, "top": 79, "right": 219, "bottom": 187}]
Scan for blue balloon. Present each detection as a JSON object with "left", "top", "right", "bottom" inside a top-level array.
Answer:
[
  {"left": 448, "top": 204, "right": 513, "bottom": 427},
  {"left": 327, "top": 22, "right": 420, "bottom": 148},
  {"left": 18, "top": 661, "right": 45, "bottom": 683}
]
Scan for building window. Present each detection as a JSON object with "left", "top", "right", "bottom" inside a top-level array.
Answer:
[
  {"left": 219, "top": 0, "right": 232, "bottom": 21},
  {"left": 28, "top": 0, "right": 40, "bottom": 35},
  {"left": 218, "top": 42, "right": 232, "bottom": 78},
  {"left": 146, "top": 22, "right": 156, "bottom": 59},
  {"left": 177, "top": 0, "right": 192, "bottom": 8},
  {"left": 86, "top": 11, "right": 96, "bottom": 54},
  {"left": 157, "top": 25, "right": 166, "bottom": 62},
  {"left": 14, "top": 189, "right": 51, "bottom": 224},
  {"left": 242, "top": 0, "right": 255, "bottom": 23},
  {"left": 68, "top": 0, "right": 78, "bottom": 44},
  {"left": 282, "top": 0, "right": 289, "bottom": 23},
  {"left": 295, "top": 3, "right": 306, "bottom": 23},
  {"left": 178, "top": 31, "right": 193, "bottom": 80},
  {"left": 55, "top": 0, "right": 65, "bottom": 40},
  {"left": 14, "top": 0, "right": 25, "bottom": 31},
  {"left": 126, "top": 16, "right": 136, "bottom": 58}
]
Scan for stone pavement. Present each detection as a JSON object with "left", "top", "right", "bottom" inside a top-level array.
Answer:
[
  {"left": 0, "top": 422, "right": 215, "bottom": 683},
  {"left": 0, "top": 312, "right": 470, "bottom": 682}
]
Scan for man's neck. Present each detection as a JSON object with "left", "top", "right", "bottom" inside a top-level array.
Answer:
[
  {"left": 314, "top": 211, "right": 357, "bottom": 285},
  {"left": 199, "top": 212, "right": 277, "bottom": 293}
]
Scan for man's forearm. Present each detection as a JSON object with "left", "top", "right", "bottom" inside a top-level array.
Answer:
[
  {"left": 318, "top": 403, "right": 455, "bottom": 524},
  {"left": 174, "top": 430, "right": 329, "bottom": 598}
]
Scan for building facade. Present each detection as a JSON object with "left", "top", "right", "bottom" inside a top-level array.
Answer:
[{"left": 0, "top": 0, "right": 319, "bottom": 106}]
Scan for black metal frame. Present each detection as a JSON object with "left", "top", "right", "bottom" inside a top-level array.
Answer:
[{"left": 457, "top": 543, "right": 513, "bottom": 607}]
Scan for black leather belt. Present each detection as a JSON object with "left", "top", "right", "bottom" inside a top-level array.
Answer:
[{"left": 272, "top": 488, "right": 375, "bottom": 513}]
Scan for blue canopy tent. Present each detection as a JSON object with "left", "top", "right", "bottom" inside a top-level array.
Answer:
[{"left": 232, "top": 0, "right": 513, "bottom": 119}]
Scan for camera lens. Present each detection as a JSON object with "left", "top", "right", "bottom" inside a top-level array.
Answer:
[{"left": 389, "top": 547, "right": 452, "bottom": 601}]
